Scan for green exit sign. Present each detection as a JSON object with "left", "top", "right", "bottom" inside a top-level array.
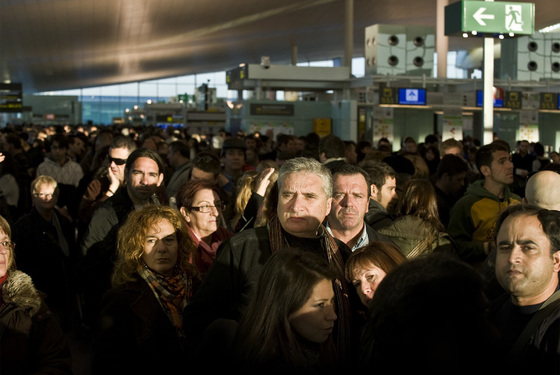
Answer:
[{"left": 445, "top": 1, "right": 534, "bottom": 36}]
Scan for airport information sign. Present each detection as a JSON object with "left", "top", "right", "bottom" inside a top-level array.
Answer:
[{"left": 445, "top": 1, "right": 534, "bottom": 36}]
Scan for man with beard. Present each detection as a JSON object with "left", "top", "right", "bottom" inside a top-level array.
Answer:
[
  {"left": 447, "top": 142, "right": 521, "bottom": 267},
  {"left": 79, "top": 148, "right": 165, "bottom": 329},
  {"left": 488, "top": 204, "right": 560, "bottom": 372}
]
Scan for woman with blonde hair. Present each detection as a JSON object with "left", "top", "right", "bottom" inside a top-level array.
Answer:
[
  {"left": 91, "top": 205, "right": 198, "bottom": 374},
  {"left": 379, "top": 179, "right": 455, "bottom": 258},
  {"left": 231, "top": 166, "right": 277, "bottom": 232}
]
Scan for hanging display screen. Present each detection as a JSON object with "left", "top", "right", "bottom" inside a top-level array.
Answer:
[{"left": 398, "top": 88, "right": 426, "bottom": 105}]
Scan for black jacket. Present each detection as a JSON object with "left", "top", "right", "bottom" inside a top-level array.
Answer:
[
  {"left": 91, "top": 277, "right": 191, "bottom": 375},
  {"left": 0, "top": 271, "right": 72, "bottom": 375}
]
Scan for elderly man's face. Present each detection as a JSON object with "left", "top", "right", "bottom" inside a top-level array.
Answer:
[{"left": 277, "top": 172, "right": 332, "bottom": 238}]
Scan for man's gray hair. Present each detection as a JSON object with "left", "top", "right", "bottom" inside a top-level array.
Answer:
[{"left": 278, "top": 157, "right": 333, "bottom": 198}]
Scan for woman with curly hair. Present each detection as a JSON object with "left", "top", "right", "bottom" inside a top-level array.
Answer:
[{"left": 91, "top": 205, "right": 198, "bottom": 374}]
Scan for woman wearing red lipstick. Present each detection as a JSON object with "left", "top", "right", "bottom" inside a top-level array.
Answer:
[
  {"left": 91, "top": 205, "right": 198, "bottom": 374},
  {"left": 232, "top": 249, "right": 339, "bottom": 373}
]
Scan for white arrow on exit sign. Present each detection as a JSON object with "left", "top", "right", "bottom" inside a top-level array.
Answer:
[{"left": 473, "top": 7, "right": 495, "bottom": 26}]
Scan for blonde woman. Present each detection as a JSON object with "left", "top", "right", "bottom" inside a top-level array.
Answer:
[{"left": 91, "top": 205, "right": 198, "bottom": 374}]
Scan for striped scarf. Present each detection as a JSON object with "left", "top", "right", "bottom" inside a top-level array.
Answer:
[
  {"left": 267, "top": 215, "right": 352, "bottom": 363},
  {"left": 139, "top": 265, "right": 191, "bottom": 338}
]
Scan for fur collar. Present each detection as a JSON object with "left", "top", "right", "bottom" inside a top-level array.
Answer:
[{"left": 1, "top": 270, "right": 41, "bottom": 316}]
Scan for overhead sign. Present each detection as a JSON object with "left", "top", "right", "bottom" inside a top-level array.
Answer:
[
  {"left": 445, "top": 1, "right": 534, "bottom": 36},
  {"left": 0, "top": 83, "right": 23, "bottom": 113},
  {"left": 398, "top": 88, "right": 427, "bottom": 105},
  {"left": 540, "top": 93, "right": 558, "bottom": 110},
  {"left": 504, "top": 91, "right": 522, "bottom": 110},
  {"left": 379, "top": 87, "right": 396, "bottom": 105}
]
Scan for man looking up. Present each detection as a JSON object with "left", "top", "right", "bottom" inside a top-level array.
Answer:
[
  {"left": 447, "top": 142, "right": 521, "bottom": 267},
  {"left": 326, "top": 163, "right": 393, "bottom": 251}
]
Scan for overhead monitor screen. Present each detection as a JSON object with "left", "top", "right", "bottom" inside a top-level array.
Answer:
[
  {"left": 398, "top": 88, "right": 427, "bottom": 105},
  {"left": 476, "top": 90, "right": 504, "bottom": 108}
]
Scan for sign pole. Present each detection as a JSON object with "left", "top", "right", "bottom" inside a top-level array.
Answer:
[{"left": 483, "top": 33, "right": 494, "bottom": 144}]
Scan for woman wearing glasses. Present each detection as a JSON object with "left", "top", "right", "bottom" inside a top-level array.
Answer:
[
  {"left": 176, "top": 179, "right": 232, "bottom": 277},
  {"left": 0, "top": 214, "right": 72, "bottom": 374}
]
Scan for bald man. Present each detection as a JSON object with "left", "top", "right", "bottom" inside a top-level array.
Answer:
[{"left": 524, "top": 171, "right": 560, "bottom": 210}]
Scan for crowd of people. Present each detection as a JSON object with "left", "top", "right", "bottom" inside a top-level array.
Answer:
[{"left": 1, "top": 122, "right": 560, "bottom": 373}]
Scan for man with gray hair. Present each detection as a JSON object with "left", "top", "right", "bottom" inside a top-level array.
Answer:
[{"left": 184, "top": 157, "right": 356, "bottom": 365}]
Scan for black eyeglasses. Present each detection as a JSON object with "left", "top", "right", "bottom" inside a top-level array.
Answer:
[
  {"left": 190, "top": 203, "right": 226, "bottom": 213},
  {"left": 109, "top": 156, "right": 127, "bottom": 165}
]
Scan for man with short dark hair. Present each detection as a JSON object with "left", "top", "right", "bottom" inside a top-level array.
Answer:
[
  {"left": 220, "top": 137, "right": 247, "bottom": 196},
  {"left": 36, "top": 134, "right": 83, "bottom": 188},
  {"left": 326, "top": 163, "right": 393, "bottom": 251},
  {"left": 78, "top": 135, "right": 137, "bottom": 225},
  {"left": 434, "top": 154, "right": 468, "bottom": 228},
  {"left": 489, "top": 204, "right": 560, "bottom": 372},
  {"left": 360, "top": 159, "right": 397, "bottom": 230},
  {"left": 166, "top": 140, "right": 191, "bottom": 200},
  {"left": 319, "top": 134, "right": 346, "bottom": 171},
  {"left": 79, "top": 147, "right": 165, "bottom": 328},
  {"left": 447, "top": 142, "right": 521, "bottom": 266}
]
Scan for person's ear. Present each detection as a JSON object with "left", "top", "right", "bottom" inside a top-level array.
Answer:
[
  {"left": 480, "top": 165, "right": 491, "bottom": 177},
  {"left": 179, "top": 207, "right": 191, "bottom": 223},
  {"left": 156, "top": 173, "right": 164, "bottom": 187},
  {"left": 553, "top": 251, "right": 560, "bottom": 273},
  {"left": 370, "top": 184, "right": 378, "bottom": 198}
]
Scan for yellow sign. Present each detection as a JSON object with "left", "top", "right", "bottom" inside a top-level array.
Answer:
[{"left": 313, "top": 118, "right": 332, "bottom": 137}]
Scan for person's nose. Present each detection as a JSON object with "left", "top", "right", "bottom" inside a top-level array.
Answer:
[
  {"left": 291, "top": 194, "right": 305, "bottom": 212},
  {"left": 341, "top": 194, "right": 353, "bottom": 207},
  {"left": 361, "top": 282, "right": 373, "bottom": 299},
  {"left": 325, "top": 303, "right": 337, "bottom": 322},
  {"left": 153, "top": 239, "right": 168, "bottom": 252},
  {"left": 508, "top": 246, "right": 523, "bottom": 264}
]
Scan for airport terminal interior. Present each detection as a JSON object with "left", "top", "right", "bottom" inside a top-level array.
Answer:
[
  {"left": 1, "top": 0, "right": 559, "bottom": 150},
  {"left": 2, "top": 1, "right": 560, "bottom": 374}
]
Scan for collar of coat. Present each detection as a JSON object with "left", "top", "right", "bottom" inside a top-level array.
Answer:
[{"left": 1, "top": 270, "right": 41, "bottom": 316}]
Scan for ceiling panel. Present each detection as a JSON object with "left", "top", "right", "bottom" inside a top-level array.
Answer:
[{"left": 0, "top": 0, "right": 558, "bottom": 93}]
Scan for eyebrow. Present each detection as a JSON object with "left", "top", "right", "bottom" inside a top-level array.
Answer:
[{"left": 497, "top": 239, "right": 537, "bottom": 246}]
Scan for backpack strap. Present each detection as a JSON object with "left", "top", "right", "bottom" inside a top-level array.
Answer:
[{"left": 507, "top": 289, "right": 560, "bottom": 360}]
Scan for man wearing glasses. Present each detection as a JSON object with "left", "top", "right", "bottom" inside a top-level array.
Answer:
[
  {"left": 78, "top": 136, "right": 137, "bottom": 224},
  {"left": 79, "top": 147, "right": 165, "bottom": 330}
]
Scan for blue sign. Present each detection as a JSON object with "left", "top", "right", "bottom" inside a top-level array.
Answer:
[
  {"left": 476, "top": 90, "right": 504, "bottom": 108},
  {"left": 398, "top": 89, "right": 427, "bottom": 105}
]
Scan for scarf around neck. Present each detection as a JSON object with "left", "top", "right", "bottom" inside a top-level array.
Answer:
[{"left": 139, "top": 265, "right": 191, "bottom": 338}]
